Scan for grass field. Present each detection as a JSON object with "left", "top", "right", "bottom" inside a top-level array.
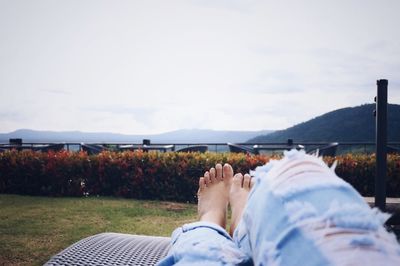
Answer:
[{"left": 0, "top": 194, "right": 197, "bottom": 266}]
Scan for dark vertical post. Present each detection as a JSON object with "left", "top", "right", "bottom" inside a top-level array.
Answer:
[{"left": 375, "top": 79, "right": 388, "bottom": 211}]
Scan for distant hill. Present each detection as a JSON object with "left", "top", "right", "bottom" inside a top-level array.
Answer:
[
  {"left": 248, "top": 103, "right": 400, "bottom": 143},
  {"left": 0, "top": 129, "right": 273, "bottom": 144}
]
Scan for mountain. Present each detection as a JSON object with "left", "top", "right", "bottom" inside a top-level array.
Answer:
[
  {"left": 248, "top": 103, "right": 400, "bottom": 143},
  {"left": 0, "top": 129, "right": 273, "bottom": 144},
  {"left": 146, "top": 129, "right": 273, "bottom": 143}
]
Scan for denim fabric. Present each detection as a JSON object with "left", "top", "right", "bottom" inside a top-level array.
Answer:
[
  {"left": 157, "top": 150, "right": 400, "bottom": 266},
  {"left": 157, "top": 221, "right": 251, "bottom": 266}
]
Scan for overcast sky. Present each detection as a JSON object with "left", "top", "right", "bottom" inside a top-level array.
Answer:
[{"left": 0, "top": 0, "right": 399, "bottom": 134}]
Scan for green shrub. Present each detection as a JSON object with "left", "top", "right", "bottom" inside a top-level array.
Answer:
[
  {"left": 0, "top": 150, "right": 399, "bottom": 201},
  {"left": 325, "top": 153, "right": 400, "bottom": 197},
  {"left": 0, "top": 150, "right": 269, "bottom": 202}
]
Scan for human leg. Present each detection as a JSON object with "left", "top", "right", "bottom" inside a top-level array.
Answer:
[
  {"left": 157, "top": 164, "right": 251, "bottom": 266},
  {"left": 229, "top": 172, "right": 254, "bottom": 236},
  {"left": 232, "top": 150, "right": 400, "bottom": 265}
]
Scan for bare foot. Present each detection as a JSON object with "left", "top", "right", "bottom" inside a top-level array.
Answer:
[
  {"left": 197, "top": 163, "right": 234, "bottom": 228},
  {"left": 229, "top": 173, "right": 254, "bottom": 236}
]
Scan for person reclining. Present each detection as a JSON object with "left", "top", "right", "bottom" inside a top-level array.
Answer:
[{"left": 158, "top": 150, "right": 400, "bottom": 265}]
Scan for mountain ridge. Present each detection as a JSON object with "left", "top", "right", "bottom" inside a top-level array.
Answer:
[
  {"left": 248, "top": 103, "right": 400, "bottom": 143},
  {"left": 3, "top": 103, "right": 400, "bottom": 144},
  {"left": 0, "top": 128, "right": 273, "bottom": 143}
]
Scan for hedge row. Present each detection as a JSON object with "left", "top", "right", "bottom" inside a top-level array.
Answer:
[
  {"left": 0, "top": 150, "right": 268, "bottom": 202},
  {"left": 325, "top": 153, "right": 400, "bottom": 198},
  {"left": 0, "top": 150, "right": 399, "bottom": 202}
]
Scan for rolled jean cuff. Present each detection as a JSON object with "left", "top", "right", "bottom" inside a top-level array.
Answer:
[{"left": 171, "top": 221, "right": 232, "bottom": 245}]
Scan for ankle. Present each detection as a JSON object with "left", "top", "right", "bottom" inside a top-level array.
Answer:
[{"left": 199, "top": 210, "right": 226, "bottom": 227}]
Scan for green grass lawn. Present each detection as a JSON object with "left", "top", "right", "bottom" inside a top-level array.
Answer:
[{"left": 0, "top": 194, "right": 197, "bottom": 266}]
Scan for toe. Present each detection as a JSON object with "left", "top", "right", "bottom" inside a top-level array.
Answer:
[
  {"left": 243, "top": 174, "right": 251, "bottom": 189},
  {"left": 198, "top": 177, "right": 206, "bottom": 192},
  {"left": 209, "top": 167, "right": 217, "bottom": 183},
  {"left": 233, "top": 173, "right": 244, "bottom": 187},
  {"left": 223, "top": 163, "right": 233, "bottom": 181},
  {"left": 197, "top": 177, "right": 206, "bottom": 196},
  {"left": 215, "top": 164, "right": 223, "bottom": 181},
  {"left": 204, "top": 171, "right": 211, "bottom": 185}
]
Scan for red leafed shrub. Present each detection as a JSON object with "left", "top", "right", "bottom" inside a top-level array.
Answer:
[
  {"left": 0, "top": 150, "right": 399, "bottom": 202},
  {"left": 324, "top": 153, "right": 400, "bottom": 197},
  {"left": 0, "top": 150, "right": 90, "bottom": 196}
]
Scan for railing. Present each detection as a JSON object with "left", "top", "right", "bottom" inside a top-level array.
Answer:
[{"left": 1, "top": 141, "right": 399, "bottom": 154}]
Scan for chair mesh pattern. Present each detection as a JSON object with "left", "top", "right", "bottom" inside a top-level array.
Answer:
[{"left": 45, "top": 233, "right": 171, "bottom": 266}]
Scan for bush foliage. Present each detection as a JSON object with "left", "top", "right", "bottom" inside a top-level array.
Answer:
[{"left": 0, "top": 150, "right": 399, "bottom": 201}]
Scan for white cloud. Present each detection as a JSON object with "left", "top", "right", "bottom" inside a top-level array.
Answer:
[{"left": 0, "top": 0, "right": 399, "bottom": 134}]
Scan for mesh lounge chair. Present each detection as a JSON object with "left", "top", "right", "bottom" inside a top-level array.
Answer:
[
  {"left": 227, "top": 143, "right": 258, "bottom": 154},
  {"left": 45, "top": 233, "right": 171, "bottom": 266},
  {"left": 81, "top": 143, "right": 108, "bottom": 155},
  {"left": 307, "top": 142, "right": 339, "bottom": 157},
  {"left": 44, "top": 209, "right": 400, "bottom": 266},
  {"left": 32, "top": 143, "right": 65, "bottom": 152},
  {"left": 118, "top": 144, "right": 141, "bottom": 151},
  {"left": 143, "top": 144, "right": 175, "bottom": 152},
  {"left": 387, "top": 145, "right": 400, "bottom": 154},
  {"left": 176, "top": 145, "right": 208, "bottom": 153}
]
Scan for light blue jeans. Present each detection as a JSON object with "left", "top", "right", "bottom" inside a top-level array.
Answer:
[{"left": 157, "top": 150, "right": 400, "bottom": 265}]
